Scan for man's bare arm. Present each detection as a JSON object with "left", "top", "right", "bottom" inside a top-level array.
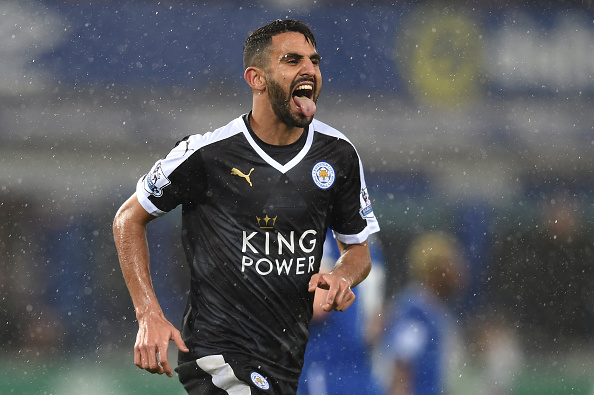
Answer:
[
  {"left": 113, "top": 194, "right": 159, "bottom": 315},
  {"left": 113, "top": 193, "right": 188, "bottom": 377},
  {"left": 332, "top": 239, "right": 372, "bottom": 288},
  {"left": 308, "top": 239, "right": 372, "bottom": 312}
]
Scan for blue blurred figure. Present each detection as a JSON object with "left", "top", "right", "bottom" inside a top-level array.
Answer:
[
  {"left": 377, "top": 231, "right": 467, "bottom": 395},
  {"left": 298, "top": 230, "right": 386, "bottom": 395}
]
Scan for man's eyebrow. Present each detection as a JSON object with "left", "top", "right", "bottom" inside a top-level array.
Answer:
[
  {"left": 282, "top": 52, "right": 322, "bottom": 61},
  {"left": 283, "top": 52, "right": 303, "bottom": 60}
]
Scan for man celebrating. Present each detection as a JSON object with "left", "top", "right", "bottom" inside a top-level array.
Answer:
[{"left": 113, "top": 19, "right": 380, "bottom": 394}]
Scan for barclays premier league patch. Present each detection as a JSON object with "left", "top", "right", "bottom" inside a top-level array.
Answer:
[
  {"left": 359, "top": 187, "right": 374, "bottom": 218},
  {"left": 144, "top": 161, "right": 171, "bottom": 197},
  {"left": 250, "top": 372, "right": 270, "bottom": 390},
  {"left": 360, "top": 204, "right": 374, "bottom": 218},
  {"left": 311, "top": 161, "right": 335, "bottom": 190}
]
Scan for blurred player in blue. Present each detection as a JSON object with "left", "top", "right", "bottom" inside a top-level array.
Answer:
[
  {"left": 377, "top": 232, "right": 466, "bottom": 395},
  {"left": 298, "top": 230, "right": 386, "bottom": 395}
]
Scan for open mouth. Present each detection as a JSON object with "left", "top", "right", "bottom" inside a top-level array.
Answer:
[
  {"left": 291, "top": 84, "right": 316, "bottom": 117},
  {"left": 292, "top": 84, "right": 314, "bottom": 100}
]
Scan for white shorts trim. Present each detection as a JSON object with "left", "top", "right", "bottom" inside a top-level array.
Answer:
[{"left": 196, "top": 355, "right": 251, "bottom": 395}]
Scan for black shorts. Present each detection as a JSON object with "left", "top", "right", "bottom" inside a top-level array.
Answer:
[{"left": 175, "top": 354, "right": 298, "bottom": 395}]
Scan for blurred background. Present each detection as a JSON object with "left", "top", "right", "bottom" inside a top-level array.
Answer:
[{"left": 1, "top": 0, "right": 593, "bottom": 394}]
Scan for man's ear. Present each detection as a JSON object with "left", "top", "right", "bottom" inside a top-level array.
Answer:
[{"left": 244, "top": 67, "right": 266, "bottom": 92}]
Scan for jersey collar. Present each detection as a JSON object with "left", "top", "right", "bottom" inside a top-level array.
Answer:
[{"left": 240, "top": 115, "right": 314, "bottom": 174}]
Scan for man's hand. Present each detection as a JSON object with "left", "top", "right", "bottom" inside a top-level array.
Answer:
[
  {"left": 134, "top": 312, "right": 189, "bottom": 377},
  {"left": 308, "top": 239, "right": 371, "bottom": 312},
  {"left": 308, "top": 272, "right": 355, "bottom": 312}
]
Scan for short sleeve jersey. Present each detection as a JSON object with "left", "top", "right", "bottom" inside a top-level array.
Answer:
[{"left": 136, "top": 115, "right": 380, "bottom": 383}]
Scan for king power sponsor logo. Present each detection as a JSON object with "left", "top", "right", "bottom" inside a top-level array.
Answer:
[{"left": 241, "top": 230, "right": 318, "bottom": 276}]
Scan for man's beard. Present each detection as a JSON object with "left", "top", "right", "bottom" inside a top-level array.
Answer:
[{"left": 267, "top": 77, "right": 315, "bottom": 129}]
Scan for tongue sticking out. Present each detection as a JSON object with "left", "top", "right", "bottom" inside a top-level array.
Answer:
[{"left": 293, "top": 96, "right": 316, "bottom": 117}]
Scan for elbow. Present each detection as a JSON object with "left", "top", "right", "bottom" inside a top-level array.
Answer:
[
  {"left": 112, "top": 204, "right": 128, "bottom": 241},
  {"left": 113, "top": 196, "right": 137, "bottom": 239},
  {"left": 358, "top": 241, "right": 373, "bottom": 280},
  {"left": 365, "top": 257, "right": 373, "bottom": 277},
  {"left": 361, "top": 257, "right": 372, "bottom": 283},
  {"left": 113, "top": 194, "right": 153, "bottom": 240}
]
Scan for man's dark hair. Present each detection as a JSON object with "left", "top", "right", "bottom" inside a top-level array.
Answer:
[{"left": 243, "top": 19, "right": 316, "bottom": 70}]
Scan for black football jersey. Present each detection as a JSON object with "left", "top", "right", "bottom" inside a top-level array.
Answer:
[{"left": 136, "top": 115, "right": 380, "bottom": 382}]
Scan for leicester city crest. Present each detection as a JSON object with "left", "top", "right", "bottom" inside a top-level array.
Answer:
[
  {"left": 311, "top": 161, "right": 335, "bottom": 190},
  {"left": 250, "top": 372, "right": 270, "bottom": 390}
]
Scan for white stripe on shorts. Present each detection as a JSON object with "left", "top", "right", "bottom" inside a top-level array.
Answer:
[{"left": 196, "top": 355, "right": 251, "bottom": 395}]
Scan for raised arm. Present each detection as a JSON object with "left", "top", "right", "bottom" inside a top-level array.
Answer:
[
  {"left": 113, "top": 193, "right": 188, "bottom": 377},
  {"left": 308, "top": 238, "right": 372, "bottom": 312}
]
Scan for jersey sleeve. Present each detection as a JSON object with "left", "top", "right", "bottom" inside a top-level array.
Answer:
[
  {"left": 136, "top": 136, "right": 205, "bottom": 216},
  {"left": 330, "top": 148, "right": 380, "bottom": 244}
]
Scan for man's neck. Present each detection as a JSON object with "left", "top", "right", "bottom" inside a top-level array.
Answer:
[{"left": 249, "top": 104, "right": 304, "bottom": 146}]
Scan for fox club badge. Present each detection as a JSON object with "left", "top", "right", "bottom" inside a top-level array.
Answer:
[
  {"left": 311, "top": 161, "right": 335, "bottom": 190},
  {"left": 250, "top": 371, "right": 270, "bottom": 390}
]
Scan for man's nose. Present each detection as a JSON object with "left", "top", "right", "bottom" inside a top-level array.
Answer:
[{"left": 300, "top": 58, "right": 316, "bottom": 76}]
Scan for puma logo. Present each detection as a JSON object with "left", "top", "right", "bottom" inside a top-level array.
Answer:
[
  {"left": 183, "top": 140, "right": 195, "bottom": 156},
  {"left": 231, "top": 167, "right": 254, "bottom": 187}
]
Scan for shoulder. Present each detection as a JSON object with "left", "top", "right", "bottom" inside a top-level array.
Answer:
[
  {"left": 311, "top": 119, "right": 361, "bottom": 162},
  {"left": 157, "top": 116, "right": 245, "bottom": 176},
  {"left": 311, "top": 119, "right": 352, "bottom": 144},
  {"left": 182, "top": 116, "right": 246, "bottom": 150}
]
